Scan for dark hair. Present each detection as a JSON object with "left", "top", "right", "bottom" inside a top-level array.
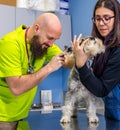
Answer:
[{"left": 91, "top": 0, "right": 120, "bottom": 48}]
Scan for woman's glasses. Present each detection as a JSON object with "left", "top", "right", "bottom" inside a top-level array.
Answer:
[{"left": 92, "top": 15, "right": 115, "bottom": 24}]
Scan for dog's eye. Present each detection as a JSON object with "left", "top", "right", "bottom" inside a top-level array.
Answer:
[
  {"left": 89, "top": 37, "right": 95, "bottom": 41},
  {"left": 68, "top": 47, "right": 72, "bottom": 52},
  {"left": 89, "top": 37, "right": 97, "bottom": 44},
  {"left": 79, "top": 38, "right": 84, "bottom": 45}
]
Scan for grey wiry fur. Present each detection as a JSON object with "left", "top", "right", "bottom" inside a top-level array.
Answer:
[{"left": 60, "top": 37, "right": 105, "bottom": 124}]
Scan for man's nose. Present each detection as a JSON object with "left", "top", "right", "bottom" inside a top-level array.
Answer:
[{"left": 48, "top": 40, "right": 54, "bottom": 47}]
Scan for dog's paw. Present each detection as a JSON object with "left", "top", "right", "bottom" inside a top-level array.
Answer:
[
  {"left": 88, "top": 116, "right": 99, "bottom": 124},
  {"left": 88, "top": 123, "right": 99, "bottom": 130},
  {"left": 60, "top": 122, "right": 71, "bottom": 129},
  {"left": 60, "top": 116, "right": 71, "bottom": 123},
  {"left": 88, "top": 116, "right": 99, "bottom": 129}
]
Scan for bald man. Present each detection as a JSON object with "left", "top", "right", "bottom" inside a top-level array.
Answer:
[{"left": 0, "top": 13, "right": 73, "bottom": 129}]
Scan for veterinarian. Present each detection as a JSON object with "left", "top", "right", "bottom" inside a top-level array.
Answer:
[
  {"left": 72, "top": 0, "right": 120, "bottom": 120},
  {"left": 0, "top": 12, "right": 74, "bottom": 129}
]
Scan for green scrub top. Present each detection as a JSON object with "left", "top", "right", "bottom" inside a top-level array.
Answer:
[{"left": 0, "top": 25, "right": 62, "bottom": 121}]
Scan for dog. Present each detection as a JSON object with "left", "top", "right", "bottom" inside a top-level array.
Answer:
[{"left": 60, "top": 36, "right": 105, "bottom": 124}]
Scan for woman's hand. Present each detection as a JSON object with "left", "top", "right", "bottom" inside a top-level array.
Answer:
[{"left": 71, "top": 34, "right": 90, "bottom": 68}]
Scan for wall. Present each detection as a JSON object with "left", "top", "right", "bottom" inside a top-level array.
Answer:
[
  {"left": 34, "top": 67, "right": 70, "bottom": 105},
  {"left": 69, "top": 0, "right": 120, "bottom": 38},
  {"left": 69, "top": 0, "right": 96, "bottom": 38}
]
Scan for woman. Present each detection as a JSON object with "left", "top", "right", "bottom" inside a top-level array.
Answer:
[{"left": 72, "top": 0, "right": 120, "bottom": 120}]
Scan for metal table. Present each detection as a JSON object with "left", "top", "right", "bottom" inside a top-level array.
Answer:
[{"left": 17, "top": 109, "right": 120, "bottom": 130}]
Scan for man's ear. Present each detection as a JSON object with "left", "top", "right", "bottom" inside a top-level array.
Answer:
[{"left": 34, "top": 24, "right": 40, "bottom": 32}]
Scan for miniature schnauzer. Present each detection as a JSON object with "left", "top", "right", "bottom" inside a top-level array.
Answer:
[{"left": 60, "top": 36, "right": 105, "bottom": 124}]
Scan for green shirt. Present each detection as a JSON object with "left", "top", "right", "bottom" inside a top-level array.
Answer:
[{"left": 0, "top": 25, "right": 62, "bottom": 121}]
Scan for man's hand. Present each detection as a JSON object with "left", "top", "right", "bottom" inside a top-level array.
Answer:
[{"left": 46, "top": 54, "right": 65, "bottom": 72}]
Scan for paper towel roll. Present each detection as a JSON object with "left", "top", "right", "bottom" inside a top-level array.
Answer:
[
  {"left": 16, "top": 0, "right": 28, "bottom": 8},
  {"left": 16, "top": 0, "right": 59, "bottom": 11}
]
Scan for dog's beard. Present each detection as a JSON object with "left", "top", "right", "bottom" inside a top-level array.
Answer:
[{"left": 30, "top": 35, "right": 47, "bottom": 59}]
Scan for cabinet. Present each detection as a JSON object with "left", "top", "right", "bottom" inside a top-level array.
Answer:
[{"left": 0, "top": 0, "right": 16, "bottom": 6}]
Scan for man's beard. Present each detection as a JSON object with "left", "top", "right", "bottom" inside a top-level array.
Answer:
[{"left": 30, "top": 35, "right": 48, "bottom": 59}]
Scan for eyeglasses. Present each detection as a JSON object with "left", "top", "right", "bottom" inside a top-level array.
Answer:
[{"left": 92, "top": 15, "right": 115, "bottom": 24}]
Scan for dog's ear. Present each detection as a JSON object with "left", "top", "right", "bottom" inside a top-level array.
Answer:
[
  {"left": 63, "top": 46, "right": 72, "bottom": 52},
  {"left": 64, "top": 46, "right": 68, "bottom": 50}
]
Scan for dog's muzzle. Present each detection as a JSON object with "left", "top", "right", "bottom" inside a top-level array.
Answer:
[{"left": 79, "top": 36, "right": 96, "bottom": 45}]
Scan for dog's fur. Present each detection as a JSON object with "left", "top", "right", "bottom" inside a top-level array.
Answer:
[{"left": 60, "top": 36, "right": 105, "bottom": 124}]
